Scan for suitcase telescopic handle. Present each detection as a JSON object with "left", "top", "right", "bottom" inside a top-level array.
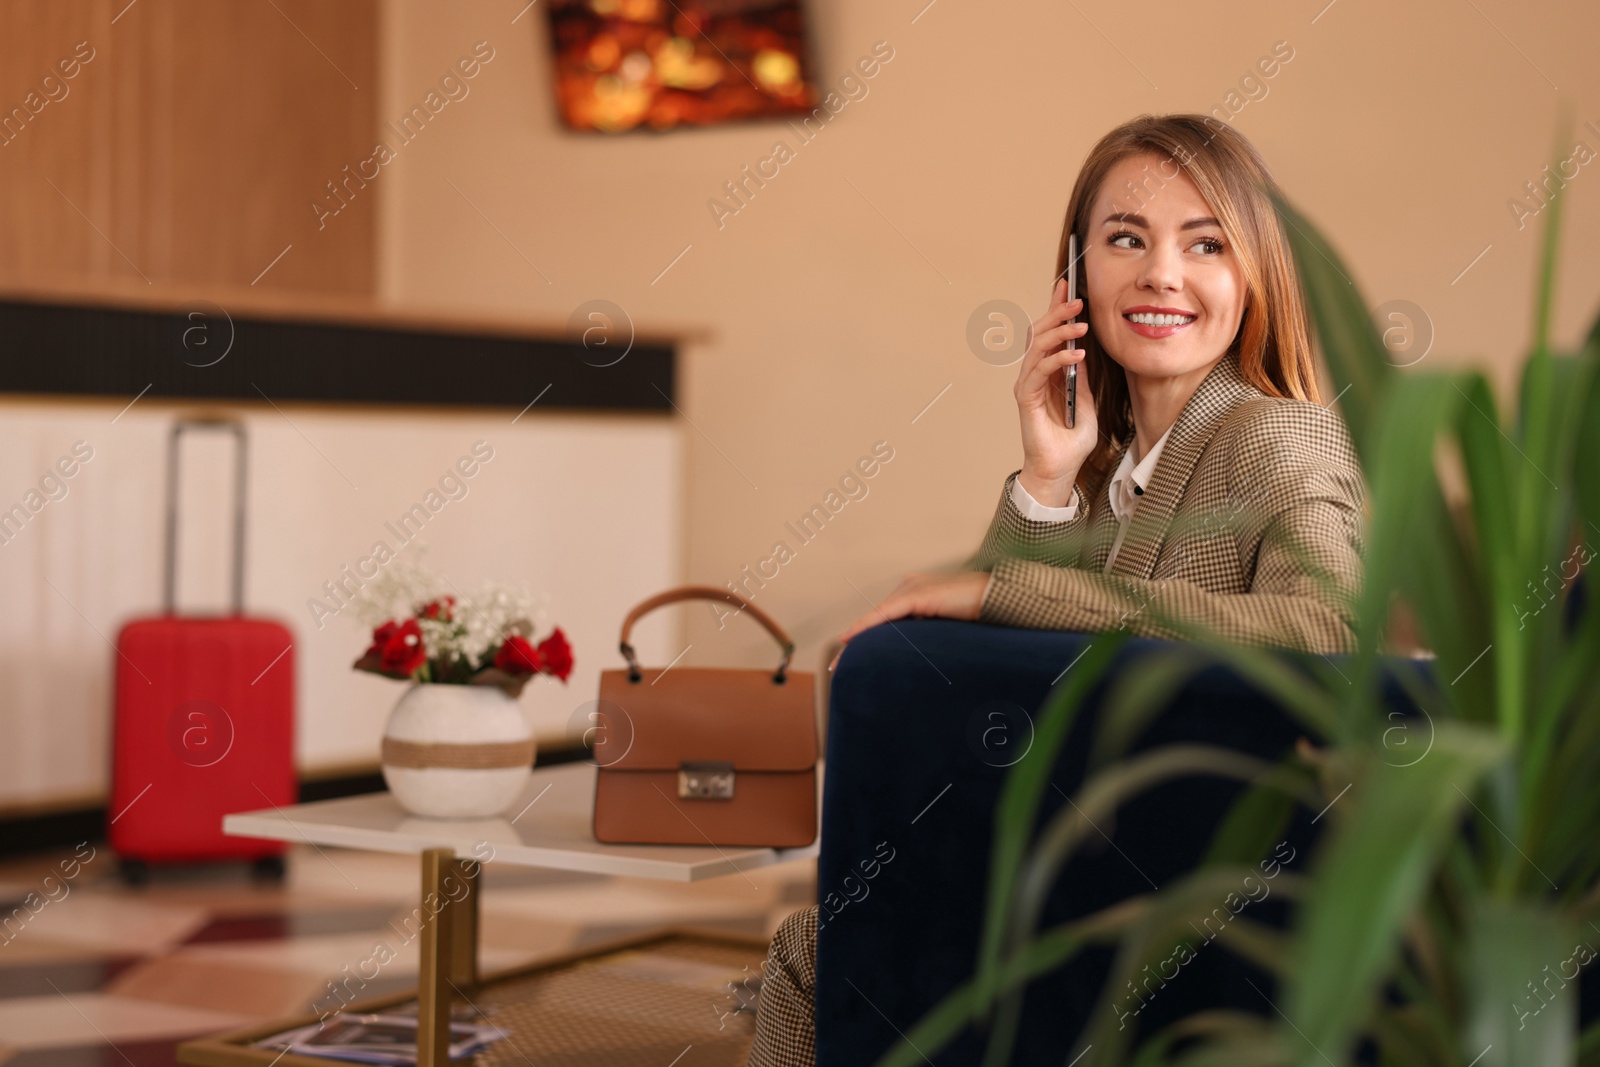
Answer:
[{"left": 164, "top": 417, "right": 248, "bottom": 615}]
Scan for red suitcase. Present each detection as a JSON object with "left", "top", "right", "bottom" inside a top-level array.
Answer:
[{"left": 109, "top": 418, "right": 295, "bottom": 878}]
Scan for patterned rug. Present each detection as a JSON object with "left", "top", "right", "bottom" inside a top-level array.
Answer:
[{"left": 0, "top": 843, "right": 814, "bottom": 1065}]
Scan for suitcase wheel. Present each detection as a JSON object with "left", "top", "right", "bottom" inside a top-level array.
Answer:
[
  {"left": 251, "top": 855, "right": 288, "bottom": 883},
  {"left": 118, "top": 858, "right": 151, "bottom": 887}
]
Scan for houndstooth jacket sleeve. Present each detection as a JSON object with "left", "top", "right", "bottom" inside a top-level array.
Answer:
[
  {"left": 966, "top": 394, "right": 1366, "bottom": 657},
  {"left": 965, "top": 471, "right": 1097, "bottom": 571}
]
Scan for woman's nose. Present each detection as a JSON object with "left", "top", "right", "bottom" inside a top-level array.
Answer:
[{"left": 1137, "top": 242, "right": 1184, "bottom": 292}]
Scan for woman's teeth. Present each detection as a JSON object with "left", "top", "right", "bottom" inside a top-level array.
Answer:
[{"left": 1125, "top": 312, "right": 1196, "bottom": 326}]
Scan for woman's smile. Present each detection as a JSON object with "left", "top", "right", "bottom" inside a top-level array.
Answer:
[{"left": 1123, "top": 305, "right": 1198, "bottom": 338}]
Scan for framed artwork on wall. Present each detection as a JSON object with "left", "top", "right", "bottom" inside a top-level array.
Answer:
[{"left": 545, "top": 0, "right": 817, "bottom": 133}]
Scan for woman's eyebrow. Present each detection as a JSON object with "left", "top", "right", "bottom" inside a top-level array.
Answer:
[{"left": 1101, "top": 211, "right": 1222, "bottom": 231}]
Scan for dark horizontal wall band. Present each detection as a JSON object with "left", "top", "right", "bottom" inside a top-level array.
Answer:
[{"left": 0, "top": 300, "right": 674, "bottom": 411}]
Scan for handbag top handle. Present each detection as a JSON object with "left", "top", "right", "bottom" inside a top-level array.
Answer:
[{"left": 618, "top": 585, "right": 795, "bottom": 684}]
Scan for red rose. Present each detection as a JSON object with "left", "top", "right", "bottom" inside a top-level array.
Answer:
[
  {"left": 366, "top": 620, "right": 400, "bottom": 657},
  {"left": 494, "top": 635, "right": 543, "bottom": 675},
  {"left": 537, "top": 628, "right": 573, "bottom": 683},
  {"left": 379, "top": 619, "right": 427, "bottom": 677},
  {"left": 420, "top": 596, "right": 455, "bottom": 621}
]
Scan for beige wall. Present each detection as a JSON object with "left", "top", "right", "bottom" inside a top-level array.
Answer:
[
  {"left": 378, "top": 0, "right": 1600, "bottom": 683},
  {"left": 1, "top": 0, "right": 1596, "bottom": 808}
]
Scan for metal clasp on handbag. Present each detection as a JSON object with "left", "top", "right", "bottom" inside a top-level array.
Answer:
[{"left": 678, "top": 761, "right": 735, "bottom": 800}]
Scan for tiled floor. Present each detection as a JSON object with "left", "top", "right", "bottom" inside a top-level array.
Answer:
[{"left": 0, "top": 843, "right": 814, "bottom": 1065}]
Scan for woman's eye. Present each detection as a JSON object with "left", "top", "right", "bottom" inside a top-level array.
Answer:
[{"left": 1106, "top": 231, "right": 1223, "bottom": 254}]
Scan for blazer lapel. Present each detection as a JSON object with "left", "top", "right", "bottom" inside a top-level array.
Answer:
[
  {"left": 1083, "top": 436, "right": 1131, "bottom": 572},
  {"left": 1106, "top": 356, "right": 1263, "bottom": 581}
]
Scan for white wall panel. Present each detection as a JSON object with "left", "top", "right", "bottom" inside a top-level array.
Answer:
[{"left": 0, "top": 400, "right": 683, "bottom": 809}]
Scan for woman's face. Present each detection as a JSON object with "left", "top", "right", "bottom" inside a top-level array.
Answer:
[{"left": 1083, "top": 153, "right": 1249, "bottom": 382}]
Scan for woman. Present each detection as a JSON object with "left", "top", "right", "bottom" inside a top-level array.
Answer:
[{"left": 748, "top": 113, "right": 1365, "bottom": 1065}]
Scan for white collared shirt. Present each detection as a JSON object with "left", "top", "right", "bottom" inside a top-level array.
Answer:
[{"left": 1008, "top": 426, "right": 1174, "bottom": 572}]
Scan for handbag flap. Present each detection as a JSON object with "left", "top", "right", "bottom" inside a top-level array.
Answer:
[{"left": 595, "top": 666, "right": 817, "bottom": 772}]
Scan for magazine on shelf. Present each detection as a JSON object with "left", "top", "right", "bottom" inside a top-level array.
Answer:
[{"left": 253, "top": 1013, "right": 508, "bottom": 1065}]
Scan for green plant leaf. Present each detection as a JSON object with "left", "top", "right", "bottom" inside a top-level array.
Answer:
[
  {"left": 1579, "top": 1016, "right": 1600, "bottom": 1067},
  {"left": 1087, "top": 642, "right": 1219, "bottom": 772},
  {"left": 1129, "top": 1012, "right": 1282, "bottom": 1067},
  {"left": 1014, "top": 745, "right": 1317, "bottom": 953},
  {"left": 1078, "top": 867, "right": 1302, "bottom": 1062},
  {"left": 875, "top": 896, "right": 1146, "bottom": 1067},
  {"left": 979, "top": 740, "right": 1316, "bottom": 1065},
  {"left": 1182, "top": 641, "right": 1342, "bottom": 742},
  {"left": 1451, "top": 371, "right": 1529, "bottom": 745},
  {"left": 1281, "top": 725, "right": 1504, "bottom": 1066},
  {"left": 1347, "top": 371, "right": 1480, "bottom": 727},
  {"left": 1573, "top": 326, "right": 1600, "bottom": 550},
  {"left": 1371, "top": 1004, "right": 1453, "bottom": 1067},
  {"left": 1537, "top": 674, "right": 1600, "bottom": 904},
  {"left": 1265, "top": 189, "right": 1391, "bottom": 458},
  {"left": 1166, "top": 1034, "right": 1290, "bottom": 1067},
  {"left": 1531, "top": 112, "right": 1573, "bottom": 359},
  {"left": 1465, "top": 898, "right": 1578, "bottom": 1067},
  {"left": 1202, "top": 772, "right": 1302, "bottom": 870}
]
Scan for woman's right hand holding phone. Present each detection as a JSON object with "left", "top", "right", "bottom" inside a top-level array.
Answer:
[{"left": 1014, "top": 277, "right": 1099, "bottom": 507}]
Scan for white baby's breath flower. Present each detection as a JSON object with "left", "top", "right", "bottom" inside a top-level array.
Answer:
[
  {"left": 416, "top": 617, "right": 457, "bottom": 662},
  {"left": 348, "top": 557, "right": 440, "bottom": 629},
  {"left": 346, "top": 559, "right": 545, "bottom": 673}
]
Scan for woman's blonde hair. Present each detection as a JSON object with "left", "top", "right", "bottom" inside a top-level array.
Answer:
[{"left": 1059, "top": 113, "right": 1319, "bottom": 489}]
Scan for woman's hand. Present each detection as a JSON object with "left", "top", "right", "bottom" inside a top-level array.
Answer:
[
  {"left": 1015, "top": 277, "right": 1101, "bottom": 507},
  {"left": 828, "top": 571, "right": 991, "bottom": 670}
]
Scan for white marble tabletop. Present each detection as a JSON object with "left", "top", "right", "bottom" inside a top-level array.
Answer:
[{"left": 223, "top": 761, "right": 820, "bottom": 883}]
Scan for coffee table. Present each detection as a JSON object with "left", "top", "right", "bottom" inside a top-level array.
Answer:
[{"left": 175, "top": 761, "right": 819, "bottom": 1067}]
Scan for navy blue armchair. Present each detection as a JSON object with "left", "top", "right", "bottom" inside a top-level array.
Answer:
[{"left": 812, "top": 619, "right": 1430, "bottom": 1066}]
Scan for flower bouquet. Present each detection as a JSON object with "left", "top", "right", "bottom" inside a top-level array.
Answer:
[
  {"left": 353, "top": 583, "right": 572, "bottom": 697},
  {"left": 348, "top": 563, "right": 576, "bottom": 818}
]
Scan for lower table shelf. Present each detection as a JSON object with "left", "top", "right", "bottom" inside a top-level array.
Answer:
[
  {"left": 177, "top": 927, "right": 769, "bottom": 1067},
  {"left": 178, "top": 846, "right": 775, "bottom": 1067}
]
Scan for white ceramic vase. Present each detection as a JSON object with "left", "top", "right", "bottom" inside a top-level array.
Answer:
[{"left": 380, "top": 684, "right": 535, "bottom": 819}]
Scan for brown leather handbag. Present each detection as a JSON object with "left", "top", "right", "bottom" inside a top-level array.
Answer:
[{"left": 591, "top": 586, "right": 818, "bottom": 848}]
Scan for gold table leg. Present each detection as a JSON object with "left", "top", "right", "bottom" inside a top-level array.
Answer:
[
  {"left": 448, "top": 852, "right": 480, "bottom": 989},
  {"left": 416, "top": 848, "right": 482, "bottom": 1067}
]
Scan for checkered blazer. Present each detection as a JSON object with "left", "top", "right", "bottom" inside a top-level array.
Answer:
[
  {"left": 967, "top": 355, "right": 1366, "bottom": 655},
  {"left": 747, "top": 906, "right": 817, "bottom": 1066}
]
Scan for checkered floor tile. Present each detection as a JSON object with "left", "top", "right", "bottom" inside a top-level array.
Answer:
[{"left": 0, "top": 845, "right": 813, "bottom": 1064}]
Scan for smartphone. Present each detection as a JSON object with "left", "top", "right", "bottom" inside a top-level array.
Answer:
[{"left": 1064, "top": 233, "right": 1078, "bottom": 429}]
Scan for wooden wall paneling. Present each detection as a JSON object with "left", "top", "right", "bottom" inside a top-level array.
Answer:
[
  {"left": 0, "top": 1, "right": 105, "bottom": 285},
  {"left": 0, "top": 0, "right": 378, "bottom": 298},
  {"left": 167, "top": 0, "right": 378, "bottom": 295},
  {"left": 111, "top": 0, "right": 173, "bottom": 284}
]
